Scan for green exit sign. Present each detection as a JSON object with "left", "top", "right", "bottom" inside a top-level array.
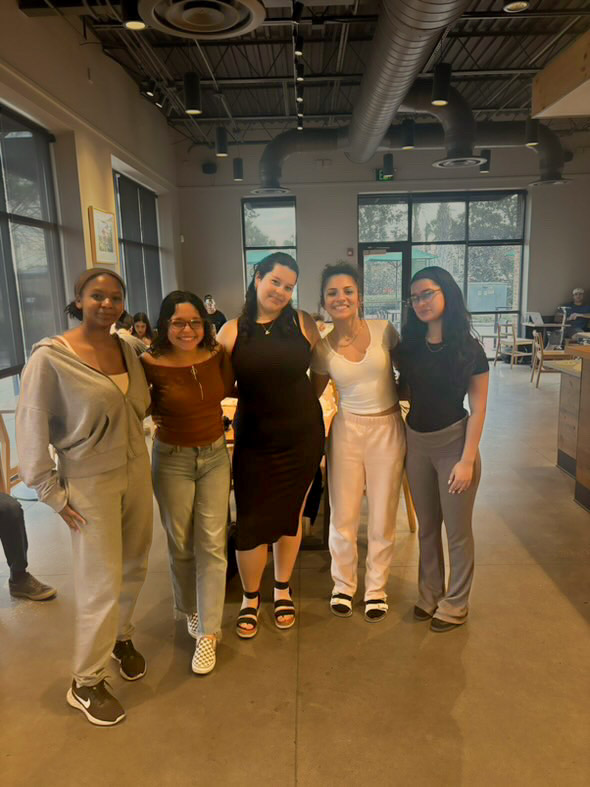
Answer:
[{"left": 375, "top": 168, "right": 394, "bottom": 182}]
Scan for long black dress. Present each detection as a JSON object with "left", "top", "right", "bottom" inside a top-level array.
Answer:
[{"left": 232, "top": 315, "right": 325, "bottom": 550}]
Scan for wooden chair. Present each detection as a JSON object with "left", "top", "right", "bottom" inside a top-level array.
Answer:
[
  {"left": 0, "top": 410, "right": 20, "bottom": 495},
  {"left": 493, "top": 321, "right": 533, "bottom": 368},
  {"left": 530, "top": 330, "right": 573, "bottom": 388}
]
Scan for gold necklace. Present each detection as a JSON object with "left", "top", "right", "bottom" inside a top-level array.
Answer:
[{"left": 336, "top": 319, "right": 363, "bottom": 348}]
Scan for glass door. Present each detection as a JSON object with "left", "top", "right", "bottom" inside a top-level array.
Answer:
[{"left": 359, "top": 242, "right": 412, "bottom": 333}]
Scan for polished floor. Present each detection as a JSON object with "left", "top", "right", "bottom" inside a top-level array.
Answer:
[{"left": 1, "top": 366, "right": 589, "bottom": 787}]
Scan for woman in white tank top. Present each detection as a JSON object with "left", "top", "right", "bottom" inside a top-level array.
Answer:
[{"left": 311, "top": 263, "right": 406, "bottom": 622}]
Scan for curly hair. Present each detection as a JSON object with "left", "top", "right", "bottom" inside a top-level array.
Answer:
[
  {"left": 399, "top": 266, "right": 481, "bottom": 390},
  {"left": 150, "top": 291, "right": 217, "bottom": 356},
  {"left": 238, "top": 252, "right": 299, "bottom": 340},
  {"left": 319, "top": 262, "right": 363, "bottom": 310}
]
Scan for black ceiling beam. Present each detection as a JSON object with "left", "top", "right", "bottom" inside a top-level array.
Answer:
[
  {"left": 168, "top": 108, "right": 531, "bottom": 124},
  {"left": 158, "top": 69, "right": 539, "bottom": 89}
]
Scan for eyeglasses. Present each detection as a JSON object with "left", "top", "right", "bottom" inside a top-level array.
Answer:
[
  {"left": 169, "top": 319, "right": 203, "bottom": 331},
  {"left": 408, "top": 289, "right": 442, "bottom": 307}
]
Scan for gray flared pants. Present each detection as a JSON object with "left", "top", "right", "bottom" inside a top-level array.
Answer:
[{"left": 405, "top": 417, "right": 481, "bottom": 625}]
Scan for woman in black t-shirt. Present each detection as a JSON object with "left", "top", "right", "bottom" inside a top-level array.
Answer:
[{"left": 397, "top": 266, "right": 489, "bottom": 633}]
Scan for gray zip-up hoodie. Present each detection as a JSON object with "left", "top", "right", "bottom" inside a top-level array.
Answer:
[{"left": 16, "top": 336, "right": 150, "bottom": 513}]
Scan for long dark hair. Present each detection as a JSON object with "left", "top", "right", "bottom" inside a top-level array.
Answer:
[
  {"left": 131, "top": 312, "right": 154, "bottom": 340},
  {"left": 151, "top": 291, "right": 217, "bottom": 356},
  {"left": 319, "top": 262, "right": 362, "bottom": 311},
  {"left": 239, "top": 252, "right": 299, "bottom": 339},
  {"left": 400, "top": 266, "right": 480, "bottom": 388}
]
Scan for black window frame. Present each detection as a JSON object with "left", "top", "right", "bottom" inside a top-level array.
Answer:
[
  {"left": 113, "top": 171, "right": 163, "bottom": 323},
  {"left": 0, "top": 104, "right": 64, "bottom": 380},
  {"left": 358, "top": 189, "right": 527, "bottom": 316},
  {"left": 241, "top": 196, "right": 298, "bottom": 301}
]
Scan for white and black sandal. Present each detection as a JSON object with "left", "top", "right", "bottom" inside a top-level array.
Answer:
[
  {"left": 364, "top": 599, "right": 388, "bottom": 623},
  {"left": 330, "top": 592, "right": 353, "bottom": 618}
]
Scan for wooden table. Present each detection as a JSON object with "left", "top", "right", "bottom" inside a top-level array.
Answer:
[{"left": 543, "top": 360, "right": 582, "bottom": 477}]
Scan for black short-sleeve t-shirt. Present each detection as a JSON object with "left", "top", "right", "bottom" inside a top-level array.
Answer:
[{"left": 398, "top": 338, "right": 489, "bottom": 433}]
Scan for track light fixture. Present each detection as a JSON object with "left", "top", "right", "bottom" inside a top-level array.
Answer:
[
  {"left": 431, "top": 63, "right": 452, "bottom": 107},
  {"left": 143, "top": 80, "right": 155, "bottom": 98},
  {"left": 297, "top": 119, "right": 303, "bottom": 131},
  {"left": 233, "top": 157, "right": 244, "bottom": 182},
  {"left": 525, "top": 118, "right": 540, "bottom": 147},
  {"left": 215, "top": 127, "right": 229, "bottom": 157},
  {"left": 382, "top": 153, "right": 394, "bottom": 178},
  {"left": 121, "top": 0, "right": 146, "bottom": 30},
  {"left": 296, "top": 63, "right": 304, "bottom": 83},
  {"left": 292, "top": 1, "right": 304, "bottom": 24},
  {"left": 480, "top": 150, "right": 491, "bottom": 174},
  {"left": 184, "top": 72, "right": 202, "bottom": 115},
  {"left": 503, "top": 2, "right": 530, "bottom": 13},
  {"left": 296, "top": 85, "right": 304, "bottom": 103},
  {"left": 154, "top": 89, "right": 164, "bottom": 109},
  {"left": 401, "top": 118, "right": 415, "bottom": 150},
  {"left": 294, "top": 34, "right": 304, "bottom": 57},
  {"left": 297, "top": 110, "right": 304, "bottom": 118}
]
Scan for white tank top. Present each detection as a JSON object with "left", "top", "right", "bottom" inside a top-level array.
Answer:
[
  {"left": 56, "top": 336, "right": 129, "bottom": 395},
  {"left": 311, "top": 320, "right": 399, "bottom": 414}
]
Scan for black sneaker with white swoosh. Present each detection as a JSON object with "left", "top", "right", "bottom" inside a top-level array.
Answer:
[{"left": 66, "top": 680, "right": 126, "bottom": 726}]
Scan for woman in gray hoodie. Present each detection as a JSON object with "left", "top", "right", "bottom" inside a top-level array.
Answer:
[{"left": 16, "top": 268, "right": 153, "bottom": 727}]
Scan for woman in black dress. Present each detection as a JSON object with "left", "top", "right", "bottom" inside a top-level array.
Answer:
[{"left": 217, "top": 253, "right": 324, "bottom": 638}]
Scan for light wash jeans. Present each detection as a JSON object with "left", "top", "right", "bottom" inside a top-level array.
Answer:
[{"left": 152, "top": 435, "right": 230, "bottom": 637}]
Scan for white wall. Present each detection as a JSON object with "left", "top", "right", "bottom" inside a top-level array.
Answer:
[
  {"left": 0, "top": 3, "right": 182, "bottom": 298},
  {"left": 177, "top": 139, "right": 590, "bottom": 319}
]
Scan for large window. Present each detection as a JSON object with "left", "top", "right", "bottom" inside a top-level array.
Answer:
[
  {"left": 241, "top": 197, "right": 298, "bottom": 306},
  {"left": 0, "top": 106, "right": 65, "bottom": 465},
  {"left": 114, "top": 172, "right": 162, "bottom": 322},
  {"left": 358, "top": 191, "right": 526, "bottom": 353},
  {"left": 0, "top": 106, "right": 64, "bottom": 378}
]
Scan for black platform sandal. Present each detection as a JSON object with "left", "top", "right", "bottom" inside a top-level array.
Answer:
[
  {"left": 274, "top": 581, "right": 296, "bottom": 630},
  {"left": 236, "top": 590, "right": 260, "bottom": 639}
]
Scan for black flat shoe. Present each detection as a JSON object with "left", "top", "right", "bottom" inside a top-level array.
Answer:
[
  {"left": 430, "top": 617, "right": 462, "bottom": 633},
  {"left": 413, "top": 606, "right": 432, "bottom": 621}
]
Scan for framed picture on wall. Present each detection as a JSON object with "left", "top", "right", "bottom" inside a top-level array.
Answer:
[{"left": 88, "top": 206, "right": 118, "bottom": 265}]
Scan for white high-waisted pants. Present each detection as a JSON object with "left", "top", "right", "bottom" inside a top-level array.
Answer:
[{"left": 327, "top": 409, "right": 406, "bottom": 601}]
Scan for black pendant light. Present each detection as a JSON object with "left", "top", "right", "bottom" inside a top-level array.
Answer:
[
  {"left": 294, "top": 35, "right": 304, "bottom": 57},
  {"left": 296, "top": 85, "right": 304, "bottom": 104},
  {"left": 296, "top": 63, "right": 305, "bottom": 83},
  {"left": 121, "top": 0, "right": 146, "bottom": 30},
  {"left": 401, "top": 119, "right": 415, "bottom": 150},
  {"left": 383, "top": 154, "right": 394, "bottom": 178},
  {"left": 215, "top": 127, "right": 229, "bottom": 157},
  {"left": 233, "top": 157, "right": 244, "bottom": 182},
  {"left": 184, "top": 72, "right": 202, "bottom": 115},
  {"left": 525, "top": 118, "right": 540, "bottom": 147},
  {"left": 292, "top": 1, "right": 304, "bottom": 23},
  {"left": 480, "top": 150, "right": 491, "bottom": 174},
  {"left": 432, "top": 63, "right": 452, "bottom": 107}
]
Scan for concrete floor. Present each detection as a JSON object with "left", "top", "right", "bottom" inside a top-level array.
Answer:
[{"left": 1, "top": 366, "right": 589, "bottom": 787}]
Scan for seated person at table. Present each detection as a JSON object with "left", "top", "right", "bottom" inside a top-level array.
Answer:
[{"left": 556, "top": 287, "right": 590, "bottom": 337}]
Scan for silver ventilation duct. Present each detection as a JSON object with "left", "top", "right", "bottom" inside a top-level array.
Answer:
[
  {"left": 398, "top": 81, "right": 485, "bottom": 168},
  {"left": 347, "top": 0, "right": 473, "bottom": 163}
]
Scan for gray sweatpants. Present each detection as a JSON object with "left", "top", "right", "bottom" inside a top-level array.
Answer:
[
  {"left": 405, "top": 417, "right": 481, "bottom": 625},
  {"left": 65, "top": 453, "right": 153, "bottom": 686}
]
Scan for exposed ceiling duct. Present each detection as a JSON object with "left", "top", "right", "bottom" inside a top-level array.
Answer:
[
  {"left": 398, "top": 81, "right": 486, "bottom": 168},
  {"left": 347, "top": 0, "right": 473, "bottom": 163},
  {"left": 258, "top": 118, "right": 569, "bottom": 191}
]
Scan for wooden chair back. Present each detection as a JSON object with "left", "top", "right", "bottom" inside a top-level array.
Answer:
[{"left": 0, "top": 411, "right": 20, "bottom": 495}]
